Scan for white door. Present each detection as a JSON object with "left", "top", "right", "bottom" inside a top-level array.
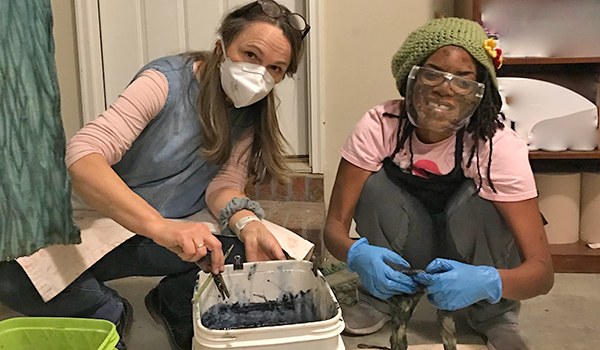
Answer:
[{"left": 97, "top": 0, "right": 308, "bottom": 156}]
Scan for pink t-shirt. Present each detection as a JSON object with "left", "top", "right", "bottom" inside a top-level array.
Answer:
[{"left": 340, "top": 100, "right": 537, "bottom": 202}]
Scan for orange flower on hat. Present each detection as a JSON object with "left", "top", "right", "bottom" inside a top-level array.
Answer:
[{"left": 483, "top": 38, "right": 503, "bottom": 69}]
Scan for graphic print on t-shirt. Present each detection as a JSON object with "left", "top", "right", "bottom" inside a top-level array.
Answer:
[{"left": 412, "top": 159, "right": 442, "bottom": 178}]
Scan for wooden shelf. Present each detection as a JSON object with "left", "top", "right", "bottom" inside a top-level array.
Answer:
[
  {"left": 470, "top": 0, "right": 600, "bottom": 274},
  {"left": 504, "top": 57, "right": 600, "bottom": 65},
  {"left": 529, "top": 150, "right": 600, "bottom": 160},
  {"left": 550, "top": 241, "right": 600, "bottom": 273}
]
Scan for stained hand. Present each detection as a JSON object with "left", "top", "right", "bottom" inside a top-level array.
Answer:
[
  {"left": 413, "top": 258, "right": 502, "bottom": 311},
  {"left": 239, "top": 221, "right": 286, "bottom": 262},
  {"left": 346, "top": 238, "right": 417, "bottom": 299},
  {"left": 147, "top": 219, "right": 224, "bottom": 274}
]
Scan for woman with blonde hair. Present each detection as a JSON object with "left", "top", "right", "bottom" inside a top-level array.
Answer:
[{"left": 0, "top": 1, "right": 309, "bottom": 349}]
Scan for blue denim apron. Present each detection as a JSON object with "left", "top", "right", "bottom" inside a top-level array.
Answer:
[{"left": 112, "top": 55, "right": 255, "bottom": 218}]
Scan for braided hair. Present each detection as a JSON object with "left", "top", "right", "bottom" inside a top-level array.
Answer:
[{"left": 389, "top": 61, "right": 505, "bottom": 193}]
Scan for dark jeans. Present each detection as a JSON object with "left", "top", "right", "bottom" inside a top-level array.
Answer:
[
  {"left": 354, "top": 169, "right": 522, "bottom": 333},
  {"left": 0, "top": 235, "right": 244, "bottom": 325}
]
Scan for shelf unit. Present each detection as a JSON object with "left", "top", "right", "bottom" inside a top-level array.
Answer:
[
  {"left": 504, "top": 57, "right": 600, "bottom": 65},
  {"left": 550, "top": 240, "right": 600, "bottom": 274},
  {"left": 466, "top": 0, "right": 600, "bottom": 273},
  {"left": 529, "top": 150, "right": 600, "bottom": 160}
]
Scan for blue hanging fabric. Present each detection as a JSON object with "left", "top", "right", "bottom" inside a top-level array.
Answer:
[{"left": 0, "top": 0, "right": 80, "bottom": 260}]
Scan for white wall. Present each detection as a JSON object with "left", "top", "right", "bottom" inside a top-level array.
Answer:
[
  {"left": 320, "top": 0, "right": 451, "bottom": 204},
  {"left": 50, "top": 0, "right": 82, "bottom": 140},
  {"left": 49, "top": 0, "right": 453, "bottom": 198}
]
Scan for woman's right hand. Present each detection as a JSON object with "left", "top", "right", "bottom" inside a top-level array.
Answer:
[
  {"left": 69, "top": 155, "right": 225, "bottom": 274},
  {"left": 346, "top": 237, "right": 417, "bottom": 299},
  {"left": 146, "top": 219, "right": 225, "bottom": 274}
]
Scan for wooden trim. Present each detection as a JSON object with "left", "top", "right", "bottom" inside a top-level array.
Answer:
[
  {"left": 529, "top": 150, "right": 600, "bottom": 160},
  {"left": 307, "top": 0, "right": 324, "bottom": 174},
  {"left": 551, "top": 241, "right": 600, "bottom": 273},
  {"left": 472, "top": 0, "right": 482, "bottom": 24},
  {"left": 504, "top": 57, "right": 600, "bottom": 65},
  {"left": 176, "top": 0, "right": 188, "bottom": 52},
  {"left": 74, "top": 0, "right": 324, "bottom": 172},
  {"left": 74, "top": 0, "right": 106, "bottom": 125}
]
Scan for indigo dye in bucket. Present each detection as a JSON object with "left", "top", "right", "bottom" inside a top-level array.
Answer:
[{"left": 201, "top": 291, "right": 321, "bottom": 330}]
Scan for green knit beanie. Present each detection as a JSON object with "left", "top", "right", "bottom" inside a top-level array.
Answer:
[{"left": 391, "top": 17, "right": 497, "bottom": 96}]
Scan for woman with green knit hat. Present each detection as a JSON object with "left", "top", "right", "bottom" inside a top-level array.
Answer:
[{"left": 324, "top": 18, "right": 553, "bottom": 350}]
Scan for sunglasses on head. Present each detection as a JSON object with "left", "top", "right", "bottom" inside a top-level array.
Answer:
[{"left": 242, "top": 0, "right": 310, "bottom": 39}]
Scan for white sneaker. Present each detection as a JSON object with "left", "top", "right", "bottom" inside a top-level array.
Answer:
[{"left": 341, "top": 300, "right": 391, "bottom": 335}]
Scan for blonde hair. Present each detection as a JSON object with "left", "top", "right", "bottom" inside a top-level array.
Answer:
[{"left": 189, "top": 1, "right": 305, "bottom": 184}]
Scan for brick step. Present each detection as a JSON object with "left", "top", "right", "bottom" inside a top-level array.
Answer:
[
  {"left": 247, "top": 174, "right": 324, "bottom": 202},
  {"left": 258, "top": 200, "right": 325, "bottom": 263}
]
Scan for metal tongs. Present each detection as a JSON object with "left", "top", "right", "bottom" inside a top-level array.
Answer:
[
  {"left": 212, "top": 273, "right": 230, "bottom": 299},
  {"left": 191, "top": 244, "right": 234, "bottom": 303}
]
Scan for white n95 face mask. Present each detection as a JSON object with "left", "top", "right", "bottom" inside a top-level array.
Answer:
[{"left": 219, "top": 41, "right": 276, "bottom": 108}]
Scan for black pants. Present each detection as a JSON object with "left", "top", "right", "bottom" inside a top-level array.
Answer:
[{"left": 0, "top": 235, "right": 244, "bottom": 326}]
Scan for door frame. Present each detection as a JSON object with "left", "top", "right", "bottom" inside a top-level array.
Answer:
[{"left": 74, "top": 0, "right": 324, "bottom": 173}]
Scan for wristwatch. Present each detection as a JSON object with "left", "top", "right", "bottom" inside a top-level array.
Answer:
[{"left": 233, "top": 216, "right": 261, "bottom": 238}]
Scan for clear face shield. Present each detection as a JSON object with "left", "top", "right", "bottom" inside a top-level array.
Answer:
[{"left": 406, "top": 66, "right": 485, "bottom": 135}]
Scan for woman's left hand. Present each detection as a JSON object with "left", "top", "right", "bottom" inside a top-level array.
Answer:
[
  {"left": 413, "top": 258, "right": 502, "bottom": 311},
  {"left": 239, "top": 221, "right": 286, "bottom": 262}
]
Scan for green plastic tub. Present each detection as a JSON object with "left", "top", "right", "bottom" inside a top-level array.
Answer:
[{"left": 0, "top": 317, "right": 119, "bottom": 350}]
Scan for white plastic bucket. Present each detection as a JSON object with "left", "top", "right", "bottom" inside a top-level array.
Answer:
[{"left": 193, "top": 260, "right": 345, "bottom": 350}]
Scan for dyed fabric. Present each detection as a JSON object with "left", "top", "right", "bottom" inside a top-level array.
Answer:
[
  {"left": 357, "top": 288, "right": 457, "bottom": 350},
  {"left": 387, "top": 293, "right": 457, "bottom": 350},
  {"left": 0, "top": 0, "right": 80, "bottom": 260}
]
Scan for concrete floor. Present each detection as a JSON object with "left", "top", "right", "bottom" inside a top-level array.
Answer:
[{"left": 1, "top": 273, "right": 598, "bottom": 349}]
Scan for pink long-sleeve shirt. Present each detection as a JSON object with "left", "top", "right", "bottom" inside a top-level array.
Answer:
[
  {"left": 66, "top": 68, "right": 250, "bottom": 198},
  {"left": 17, "top": 67, "right": 252, "bottom": 302}
]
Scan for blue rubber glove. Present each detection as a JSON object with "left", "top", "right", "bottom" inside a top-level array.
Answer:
[
  {"left": 413, "top": 258, "right": 502, "bottom": 311},
  {"left": 346, "top": 238, "right": 417, "bottom": 299}
]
